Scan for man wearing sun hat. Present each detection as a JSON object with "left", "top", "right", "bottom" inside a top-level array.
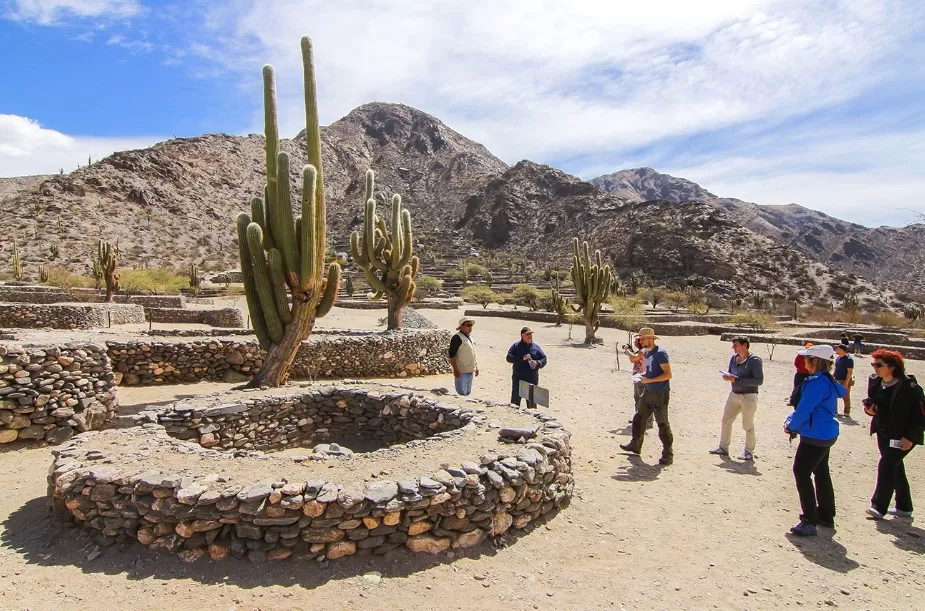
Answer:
[
  {"left": 449, "top": 316, "right": 479, "bottom": 396},
  {"left": 620, "top": 326, "right": 675, "bottom": 465}
]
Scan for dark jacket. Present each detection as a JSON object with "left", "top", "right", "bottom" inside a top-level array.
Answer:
[
  {"left": 728, "top": 353, "right": 764, "bottom": 394},
  {"left": 506, "top": 340, "right": 547, "bottom": 384},
  {"left": 866, "top": 374, "right": 925, "bottom": 446}
]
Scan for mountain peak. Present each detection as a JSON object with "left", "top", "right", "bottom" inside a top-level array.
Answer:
[{"left": 590, "top": 168, "right": 717, "bottom": 203}]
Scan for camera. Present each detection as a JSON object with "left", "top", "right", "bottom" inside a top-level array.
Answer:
[
  {"left": 620, "top": 344, "right": 631, "bottom": 351},
  {"left": 861, "top": 397, "right": 873, "bottom": 408}
]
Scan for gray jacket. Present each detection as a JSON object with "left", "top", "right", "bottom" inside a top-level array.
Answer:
[{"left": 728, "top": 353, "right": 764, "bottom": 394}]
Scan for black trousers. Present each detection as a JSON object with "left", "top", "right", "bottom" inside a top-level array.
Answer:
[
  {"left": 628, "top": 390, "right": 673, "bottom": 459},
  {"left": 871, "top": 433, "right": 914, "bottom": 513},
  {"left": 789, "top": 372, "right": 809, "bottom": 406},
  {"left": 792, "top": 441, "right": 835, "bottom": 525},
  {"left": 511, "top": 375, "right": 537, "bottom": 408}
]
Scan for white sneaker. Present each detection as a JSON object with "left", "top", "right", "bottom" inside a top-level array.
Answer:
[
  {"left": 738, "top": 449, "right": 754, "bottom": 461},
  {"left": 865, "top": 506, "right": 884, "bottom": 519},
  {"left": 888, "top": 508, "right": 913, "bottom": 518}
]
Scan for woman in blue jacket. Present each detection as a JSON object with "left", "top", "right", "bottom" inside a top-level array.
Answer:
[{"left": 784, "top": 344, "right": 846, "bottom": 536}]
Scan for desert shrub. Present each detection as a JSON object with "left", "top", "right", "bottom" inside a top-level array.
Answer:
[
  {"left": 663, "top": 291, "right": 688, "bottom": 313},
  {"left": 120, "top": 267, "right": 188, "bottom": 294},
  {"left": 465, "top": 263, "right": 486, "bottom": 278},
  {"left": 873, "top": 310, "right": 906, "bottom": 329},
  {"left": 461, "top": 285, "right": 497, "bottom": 309},
  {"left": 414, "top": 275, "right": 443, "bottom": 300},
  {"left": 43, "top": 266, "right": 94, "bottom": 289},
  {"left": 638, "top": 287, "right": 666, "bottom": 309},
  {"left": 512, "top": 284, "right": 541, "bottom": 311},
  {"left": 444, "top": 269, "right": 465, "bottom": 280},
  {"left": 729, "top": 312, "right": 780, "bottom": 332},
  {"left": 536, "top": 289, "right": 554, "bottom": 311}
]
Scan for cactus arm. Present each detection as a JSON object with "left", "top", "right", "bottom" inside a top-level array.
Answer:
[
  {"left": 271, "top": 152, "right": 300, "bottom": 289},
  {"left": 299, "top": 164, "right": 318, "bottom": 292},
  {"left": 349, "top": 231, "right": 368, "bottom": 266},
  {"left": 267, "top": 248, "right": 293, "bottom": 324},
  {"left": 245, "top": 223, "right": 284, "bottom": 342},
  {"left": 397, "top": 273, "right": 414, "bottom": 305},
  {"left": 316, "top": 263, "right": 341, "bottom": 317},
  {"left": 399, "top": 207, "right": 413, "bottom": 268},
  {"left": 390, "top": 195, "right": 402, "bottom": 270},
  {"left": 236, "top": 214, "right": 271, "bottom": 349},
  {"left": 301, "top": 37, "right": 326, "bottom": 283},
  {"left": 263, "top": 65, "right": 279, "bottom": 250},
  {"left": 410, "top": 255, "right": 419, "bottom": 278},
  {"left": 363, "top": 265, "right": 386, "bottom": 294},
  {"left": 369, "top": 290, "right": 383, "bottom": 302}
]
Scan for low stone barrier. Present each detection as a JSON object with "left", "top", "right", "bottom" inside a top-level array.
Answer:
[
  {"left": 718, "top": 333, "right": 925, "bottom": 361},
  {"left": 107, "top": 340, "right": 263, "bottom": 386},
  {"left": 145, "top": 329, "right": 256, "bottom": 337},
  {"left": 0, "top": 303, "right": 146, "bottom": 329},
  {"left": 462, "top": 310, "right": 717, "bottom": 336},
  {"left": 0, "top": 286, "right": 184, "bottom": 308},
  {"left": 48, "top": 386, "right": 574, "bottom": 562},
  {"left": 336, "top": 299, "right": 462, "bottom": 310},
  {"left": 146, "top": 307, "right": 245, "bottom": 328},
  {"left": 0, "top": 343, "right": 117, "bottom": 445}
]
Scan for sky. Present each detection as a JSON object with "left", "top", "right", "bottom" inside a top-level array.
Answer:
[{"left": 1, "top": 0, "right": 923, "bottom": 228}]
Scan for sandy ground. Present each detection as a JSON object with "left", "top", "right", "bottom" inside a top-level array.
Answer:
[{"left": 1, "top": 306, "right": 923, "bottom": 610}]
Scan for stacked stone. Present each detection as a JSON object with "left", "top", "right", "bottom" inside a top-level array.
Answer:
[
  {"left": 145, "top": 329, "right": 256, "bottom": 337},
  {"left": 107, "top": 340, "right": 263, "bottom": 385},
  {"left": 0, "top": 343, "right": 117, "bottom": 444},
  {"left": 0, "top": 286, "right": 184, "bottom": 307},
  {"left": 141, "top": 388, "right": 474, "bottom": 452},
  {"left": 292, "top": 330, "right": 451, "bottom": 379},
  {"left": 145, "top": 308, "right": 244, "bottom": 328},
  {"left": 47, "top": 401, "right": 573, "bottom": 563},
  {"left": 0, "top": 303, "right": 146, "bottom": 329}
]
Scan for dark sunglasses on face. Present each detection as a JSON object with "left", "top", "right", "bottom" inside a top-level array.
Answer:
[
  {"left": 871, "top": 362, "right": 886, "bottom": 368},
  {"left": 462, "top": 323, "right": 473, "bottom": 327}
]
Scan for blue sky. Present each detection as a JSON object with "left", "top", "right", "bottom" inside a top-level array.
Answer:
[{"left": 1, "top": 0, "right": 924, "bottom": 228}]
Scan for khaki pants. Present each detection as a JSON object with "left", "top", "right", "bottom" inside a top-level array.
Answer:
[{"left": 720, "top": 392, "right": 758, "bottom": 453}]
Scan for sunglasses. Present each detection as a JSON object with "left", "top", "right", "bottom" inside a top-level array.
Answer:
[
  {"left": 461, "top": 323, "right": 473, "bottom": 327},
  {"left": 871, "top": 362, "right": 886, "bottom": 369}
]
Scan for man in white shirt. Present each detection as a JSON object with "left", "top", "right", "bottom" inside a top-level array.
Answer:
[{"left": 449, "top": 316, "right": 479, "bottom": 395}]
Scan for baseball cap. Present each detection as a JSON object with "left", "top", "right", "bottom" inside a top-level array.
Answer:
[
  {"left": 798, "top": 345, "right": 834, "bottom": 361},
  {"left": 521, "top": 327, "right": 533, "bottom": 334}
]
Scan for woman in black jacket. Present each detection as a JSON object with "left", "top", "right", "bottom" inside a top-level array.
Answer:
[{"left": 863, "top": 348, "right": 925, "bottom": 519}]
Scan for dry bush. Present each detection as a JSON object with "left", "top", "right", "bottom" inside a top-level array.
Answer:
[
  {"left": 43, "top": 266, "right": 94, "bottom": 289},
  {"left": 729, "top": 312, "right": 781, "bottom": 332}
]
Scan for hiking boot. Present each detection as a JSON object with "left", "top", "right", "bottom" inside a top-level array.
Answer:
[
  {"left": 790, "top": 520, "right": 817, "bottom": 537},
  {"left": 659, "top": 455, "right": 673, "bottom": 466},
  {"left": 619, "top": 443, "right": 640, "bottom": 455},
  {"left": 708, "top": 447, "right": 728, "bottom": 456},
  {"left": 888, "top": 508, "right": 913, "bottom": 518},
  {"left": 738, "top": 449, "right": 754, "bottom": 461},
  {"left": 865, "top": 506, "right": 884, "bottom": 519}
]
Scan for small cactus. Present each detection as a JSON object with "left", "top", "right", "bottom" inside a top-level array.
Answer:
[
  {"left": 345, "top": 275, "right": 355, "bottom": 298},
  {"left": 485, "top": 269, "right": 493, "bottom": 288},
  {"left": 97, "top": 239, "right": 120, "bottom": 302},
  {"left": 189, "top": 263, "right": 202, "bottom": 297},
  {"left": 11, "top": 240, "right": 23, "bottom": 281},
  {"left": 49, "top": 244, "right": 59, "bottom": 259},
  {"left": 552, "top": 289, "right": 568, "bottom": 326},
  {"left": 349, "top": 169, "right": 418, "bottom": 330},
  {"left": 38, "top": 264, "right": 49, "bottom": 283}
]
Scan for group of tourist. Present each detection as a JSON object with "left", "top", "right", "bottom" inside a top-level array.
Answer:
[{"left": 448, "top": 315, "right": 924, "bottom": 539}]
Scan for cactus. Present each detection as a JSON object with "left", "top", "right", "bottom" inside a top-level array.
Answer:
[
  {"left": 349, "top": 169, "right": 418, "bottom": 330},
  {"left": 236, "top": 36, "right": 341, "bottom": 387},
  {"left": 552, "top": 289, "right": 568, "bottom": 327},
  {"left": 345, "top": 275, "right": 355, "bottom": 298},
  {"left": 569, "top": 238, "right": 613, "bottom": 344},
  {"left": 91, "top": 257, "right": 103, "bottom": 290},
  {"left": 189, "top": 263, "right": 202, "bottom": 297},
  {"left": 11, "top": 240, "right": 23, "bottom": 281},
  {"left": 49, "top": 244, "right": 59, "bottom": 259},
  {"left": 97, "top": 239, "right": 120, "bottom": 302},
  {"left": 57, "top": 216, "right": 63, "bottom": 234},
  {"left": 485, "top": 269, "right": 493, "bottom": 288}
]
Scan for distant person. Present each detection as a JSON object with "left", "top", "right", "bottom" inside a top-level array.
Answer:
[
  {"left": 621, "top": 336, "right": 652, "bottom": 429},
  {"left": 506, "top": 327, "right": 547, "bottom": 407},
  {"left": 620, "top": 327, "right": 674, "bottom": 465},
  {"left": 710, "top": 336, "right": 764, "bottom": 460},
  {"left": 784, "top": 345, "right": 845, "bottom": 536},
  {"left": 863, "top": 349, "right": 924, "bottom": 520},
  {"left": 448, "top": 316, "right": 478, "bottom": 396},
  {"left": 789, "top": 343, "right": 814, "bottom": 407},
  {"left": 833, "top": 344, "right": 854, "bottom": 416},
  {"left": 852, "top": 332, "right": 865, "bottom": 356},
  {"left": 840, "top": 332, "right": 850, "bottom": 346}
]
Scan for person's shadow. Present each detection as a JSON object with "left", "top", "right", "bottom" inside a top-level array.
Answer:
[
  {"left": 874, "top": 518, "right": 925, "bottom": 554},
  {"left": 713, "top": 456, "right": 763, "bottom": 477},
  {"left": 785, "top": 531, "right": 860, "bottom": 573},
  {"left": 611, "top": 454, "right": 664, "bottom": 482}
]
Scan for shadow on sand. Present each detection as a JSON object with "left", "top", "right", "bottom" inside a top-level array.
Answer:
[
  {"left": 0, "top": 496, "right": 561, "bottom": 590},
  {"left": 785, "top": 530, "right": 860, "bottom": 573},
  {"left": 611, "top": 454, "right": 664, "bottom": 482},
  {"left": 713, "top": 455, "right": 763, "bottom": 477},
  {"left": 874, "top": 517, "right": 925, "bottom": 555}
]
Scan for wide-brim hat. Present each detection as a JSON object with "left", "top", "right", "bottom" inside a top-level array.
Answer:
[
  {"left": 457, "top": 316, "right": 475, "bottom": 330},
  {"left": 636, "top": 327, "right": 658, "bottom": 339},
  {"left": 798, "top": 344, "right": 834, "bottom": 361}
]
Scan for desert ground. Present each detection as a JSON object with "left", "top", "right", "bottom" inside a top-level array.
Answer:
[{"left": 1, "top": 305, "right": 923, "bottom": 610}]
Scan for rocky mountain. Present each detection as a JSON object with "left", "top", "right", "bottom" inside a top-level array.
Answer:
[
  {"left": 460, "top": 162, "right": 893, "bottom": 307},
  {"left": 591, "top": 168, "right": 925, "bottom": 297},
  {"left": 0, "top": 103, "right": 506, "bottom": 276}
]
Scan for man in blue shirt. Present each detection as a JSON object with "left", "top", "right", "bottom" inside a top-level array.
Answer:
[
  {"left": 506, "top": 327, "right": 547, "bottom": 407},
  {"left": 620, "top": 327, "right": 674, "bottom": 465},
  {"left": 832, "top": 344, "right": 854, "bottom": 416}
]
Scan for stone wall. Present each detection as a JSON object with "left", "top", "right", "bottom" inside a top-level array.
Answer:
[
  {"left": 462, "top": 310, "right": 718, "bottom": 336},
  {"left": 0, "top": 303, "right": 146, "bottom": 329},
  {"left": 0, "top": 343, "right": 117, "bottom": 445},
  {"left": 0, "top": 286, "right": 184, "bottom": 308},
  {"left": 719, "top": 333, "right": 925, "bottom": 361},
  {"left": 48, "top": 387, "right": 574, "bottom": 562},
  {"left": 146, "top": 307, "right": 245, "bottom": 328},
  {"left": 108, "top": 330, "right": 451, "bottom": 386}
]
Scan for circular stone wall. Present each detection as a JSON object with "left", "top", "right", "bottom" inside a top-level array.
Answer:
[{"left": 47, "top": 385, "right": 573, "bottom": 563}]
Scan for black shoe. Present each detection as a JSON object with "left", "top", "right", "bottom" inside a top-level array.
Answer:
[
  {"left": 619, "top": 443, "right": 640, "bottom": 454},
  {"left": 659, "top": 456, "right": 673, "bottom": 466},
  {"left": 817, "top": 518, "right": 835, "bottom": 529}
]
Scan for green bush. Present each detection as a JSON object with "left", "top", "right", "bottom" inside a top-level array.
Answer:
[
  {"left": 461, "top": 285, "right": 497, "bottom": 309},
  {"left": 415, "top": 275, "right": 443, "bottom": 300},
  {"left": 729, "top": 312, "right": 780, "bottom": 332},
  {"left": 120, "top": 267, "right": 188, "bottom": 294},
  {"left": 512, "top": 284, "right": 541, "bottom": 311},
  {"left": 43, "top": 266, "right": 94, "bottom": 289}
]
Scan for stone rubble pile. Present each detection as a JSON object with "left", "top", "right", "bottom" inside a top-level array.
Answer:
[
  {"left": 48, "top": 387, "right": 573, "bottom": 563},
  {"left": 0, "top": 343, "right": 117, "bottom": 444},
  {"left": 107, "top": 340, "right": 263, "bottom": 386}
]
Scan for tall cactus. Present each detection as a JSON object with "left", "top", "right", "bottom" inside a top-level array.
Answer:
[
  {"left": 91, "top": 257, "right": 103, "bottom": 290},
  {"left": 97, "top": 239, "right": 120, "bottom": 302},
  {"left": 11, "top": 240, "right": 23, "bottom": 281},
  {"left": 189, "top": 263, "right": 202, "bottom": 296},
  {"left": 345, "top": 275, "right": 355, "bottom": 298},
  {"left": 236, "top": 36, "right": 341, "bottom": 387},
  {"left": 38, "top": 264, "right": 49, "bottom": 283},
  {"left": 349, "top": 169, "right": 418, "bottom": 330},
  {"left": 569, "top": 238, "right": 613, "bottom": 344}
]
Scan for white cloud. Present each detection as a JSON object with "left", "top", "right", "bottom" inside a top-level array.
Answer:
[
  {"left": 6, "top": 0, "right": 142, "bottom": 24},
  {"left": 0, "top": 114, "right": 162, "bottom": 176}
]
